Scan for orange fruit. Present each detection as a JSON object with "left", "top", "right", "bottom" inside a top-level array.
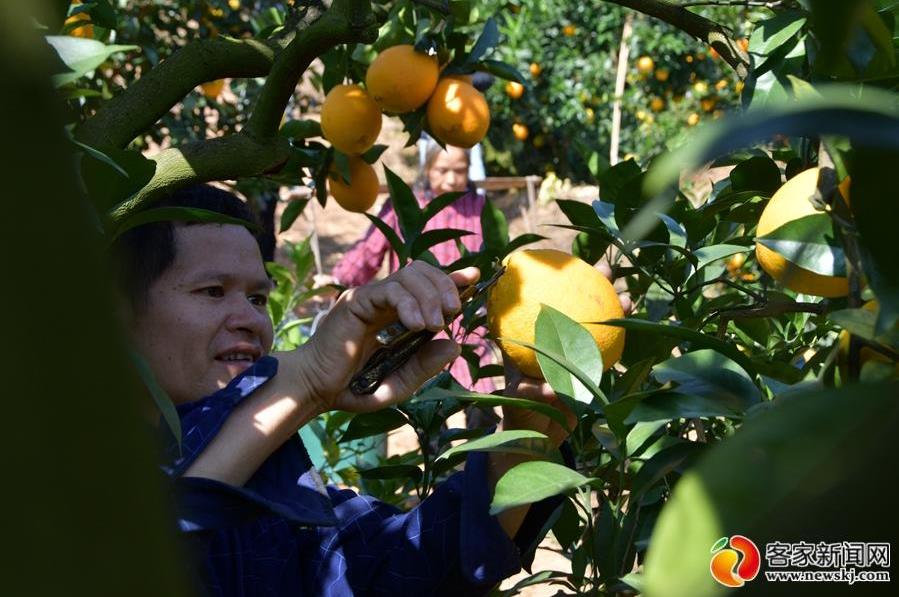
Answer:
[
  {"left": 200, "top": 79, "right": 225, "bottom": 100},
  {"left": 755, "top": 168, "right": 848, "bottom": 297},
  {"left": 562, "top": 24, "right": 576, "bottom": 37},
  {"left": 735, "top": 80, "right": 745, "bottom": 94},
  {"left": 532, "top": 135, "right": 545, "bottom": 148},
  {"left": 65, "top": 0, "right": 93, "bottom": 38},
  {"left": 320, "top": 84, "right": 382, "bottom": 155},
  {"left": 426, "top": 78, "right": 490, "bottom": 148},
  {"left": 636, "top": 56, "right": 655, "bottom": 75},
  {"left": 487, "top": 249, "right": 626, "bottom": 377},
  {"left": 654, "top": 68, "right": 670, "bottom": 82},
  {"left": 685, "top": 55, "right": 694, "bottom": 64},
  {"left": 710, "top": 47, "right": 720, "bottom": 61},
  {"left": 715, "top": 78, "right": 728, "bottom": 91},
  {"left": 505, "top": 81, "right": 525, "bottom": 99},
  {"left": 738, "top": 38, "right": 750, "bottom": 53},
  {"left": 687, "top": 112, "right": 700, "bottom": 126},
  {"left": 328, "top": 157, "right": 380, "bottom": 213},
  {"left": 700, "top": 97, "right": 717, "bottom": 112},
  {"left": 529, "top": 62, "right": 542, "bottom": 77},
  {"left": 365, "top": 44, "right": 439, "bottom": 114},
  {"left": 585, "top": 107, "right": 595, "bottom": 123},
  {"left": 512, "top": 123, "right": 529, "bottom": 141},
  {"left": 650, "top": 97, "right": 665, "bottom": 112}
]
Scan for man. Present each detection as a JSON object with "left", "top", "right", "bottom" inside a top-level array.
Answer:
[{"left": 112, "top": 185, "right": 573, "bottom": 596}]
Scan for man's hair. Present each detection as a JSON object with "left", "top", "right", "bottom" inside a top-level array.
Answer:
[{"left": 110, "top": 184, "right": 262, "bottom": 310}]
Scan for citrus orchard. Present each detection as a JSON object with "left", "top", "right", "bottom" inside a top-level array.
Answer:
[
  {"left": 320, "top": 84, "right": 382, "bottom": 155},
  {"left": 487, "top": 249, "right": 626, "bottom": 378}
]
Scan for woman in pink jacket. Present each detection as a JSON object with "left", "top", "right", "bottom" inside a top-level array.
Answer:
[{"left": 332, "top": 143, "right": 496, "bottom": 396}]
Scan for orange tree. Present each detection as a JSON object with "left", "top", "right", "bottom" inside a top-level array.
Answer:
[
  {"left": 482, "top": 0, "right": 753, "bottom": 179},
  {"left": 26, "top": 0, "right": 899, "bottom": 595}
]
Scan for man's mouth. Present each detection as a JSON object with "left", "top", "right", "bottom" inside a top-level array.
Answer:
[{"left": 214, "top": 346, "right": 263, "bottom": 369}]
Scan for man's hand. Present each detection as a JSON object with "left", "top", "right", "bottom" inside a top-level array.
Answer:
[{"left": 284, "top": 261, "right": 480, "bottom": 415}]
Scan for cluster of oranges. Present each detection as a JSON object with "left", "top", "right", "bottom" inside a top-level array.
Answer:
[
  {"left": 503, "top": 62, "right": 544, "bottom": 142},
  {"left": 319, "top": 44, "right": 491, "bottom": 212}
]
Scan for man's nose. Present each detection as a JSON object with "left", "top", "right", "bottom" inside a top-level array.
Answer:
[{"left": 226, "top": 296, "right": 269, "bottom": 335}]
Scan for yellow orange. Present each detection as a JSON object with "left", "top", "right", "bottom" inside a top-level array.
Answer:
[
  {"left": 512, "top": 123, "right": 529, "bottom": 141},
  {"left": 562, "top": 24, "right": 576, "bottom": 37},
  {"left": 328, "top": 157, "right": 380, "bottom": 213},
  {"left": 636, "top": 56, "right": 654, "bottom": 75},
  {"left": 505, "top": 81, "right": 525, "bottom": 99},
  {"left": 486, "top": 249, "right": 626, "bottom": 378},
  {"left": 530, "top": 62, "right": 542, "bottom": 77},
  {"left": 654, "top": 68, "right": 670, "bottom": 82},
  {"left": 201, "top": 79, "right": 225, "bottom": 100},
  {"left": 650, "top": 97, "right": 665, "bottom": 112},
  {"left": 426, "top": 78, "right": 490, "bottom": 148},
  {"left": 365, "top": 44, "right": 439, "bottom": 114},
  {"left": 687, "top": 112, "right": 700, "bottom": 126},
  {"left": 320, "top": 84, "right": 382, "bottom": 155},
  {"left": 755, "top": 168, "right": 849, "bottom": 297},
  {"left": 837, "top": 300, "right": 898, "bottom": 378}
]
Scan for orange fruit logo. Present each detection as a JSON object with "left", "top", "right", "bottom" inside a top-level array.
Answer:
[{"left": 710, "top": 535, "right": 761, "bottom": 588}]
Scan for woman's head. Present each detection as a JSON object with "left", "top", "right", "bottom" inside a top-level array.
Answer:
[{"left": 420, "top": 141, "right": 470, "bottom": 195}]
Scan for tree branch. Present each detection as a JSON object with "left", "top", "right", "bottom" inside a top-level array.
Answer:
[
  {"left": 110, "top": 133, "right": 292, "bottom": 220},
  {"left": 603, "top": 0, "right": 751, "bottom": 78},
  {"left": 245, "top": 0, "right": 378, "bottom": 139},
  {"left": 75, "top": 37, "right": 281, "bottom": 150}
]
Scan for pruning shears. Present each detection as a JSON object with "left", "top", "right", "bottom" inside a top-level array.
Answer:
[{"left": 349, "top": 266, "right": 506, "bottom": 395}]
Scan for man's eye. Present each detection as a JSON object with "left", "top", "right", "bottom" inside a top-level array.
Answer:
[
  {"left": 250, "top": 294, "right": 268, "bottom": 307},
  {"left": 202, "top": 286, "right": 224, "bottom": 297}
]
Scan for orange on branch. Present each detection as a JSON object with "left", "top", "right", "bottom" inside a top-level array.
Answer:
[
  {"left": 512, "top": 123, "right": 529, "bottom": 140},
  {"left": 562, "top": 24, "right": 577, "bottom": 37},
  {"left": 505, "top": 81, "right": 525, "bottom": 99},
  {"left": 426, "top": 78, "right": 490, "bottom": 148},
  {"left": 320, "top": 84, "right": 382, "bottom": 155},
  {"left": 755, "top": 168, "right": 849, "bottom": 297},
  {"left": 486, "top": 249, "right": 626, "bottom": 378},
  {"left": 328, "top": 157, "right": 380, "bottom": 213},
  {"left": 365, "top": 44, "right": 439, "bottom": 114},
  {"left": 529, "top": 62, "right": 542, "bottom": 77},
  {"left": 687, "top": 112, "right": 700, "bottom": 126},
  {"left": 650, "top": 97, "right": 665, "bottom": 112},
  {"left": 201, "top": 79, "right": 225, "bottom": 100},
  {"left": 65, "top": 0, "right": 93, "bottom": 38},
  {"left": 654, "top": 68, "right": 670, "bottom": 82},
  {"left": 636, "top": 55, "right": 655, "bottom": 75}
]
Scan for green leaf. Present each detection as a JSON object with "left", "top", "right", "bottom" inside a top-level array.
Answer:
[
  {"left": 626, "top": 421, "right": 666, "bottom": 457},
  {"left": 129, "top": 350, "right": 180, "bottom": 455},
  {"left": 409, "top": 228, "right": 471, "bottom": 259},
  {"left": 691, "top": 244, "right": 749, "bottom": 273},
  {"left": 729, "top": 156, "right": 782, "bottom": 195},
  {"left": 421, "top": 191, "right": 464, "bottom": 223},
  {"left": 652, "top": 349, "right": 762, "bottom": 410},
  {"left": 365, "top": 213, "right": 408, "bottom": 263},
  {"left": 418, "top": 387, "right": 570, "bottom": 429},
  {"left": 657, "top": 213, "right": 686, "bottom": 249},
  {"left": 46, "top": 36, "right": 139, "bottom": 86},
  {"left": 602, "top": 318, "right": 757, "bottom": 377},
  {"left": 109, "top": 207, "right": 257, "bottom": 242},
  {"left": 361, "top": 144, "right": 389, "bottom": 164},
  {"left": 624, "top": 392, "right": 743, "bottom": 425},
  {"left": 478, "top": 59, "right": 526, "bottom": 85},
  {"left": 480, "top": 197, "right": 509, "bottom": 250},
  {"left": 630, "top": 443, "right": 700, "bottom": 501},
  {"left": 490, "top": 461, "right": 594, "bottom": 515},
  {"left": 749, "top": 11, "right": 807, "bottom": 57},
  {"left": 501, "top": 337, "right": 608, "bottom": 406},
  {"left": 339, "top": 409, "right": 407, "bottom": 442},
  {"left": 643, "top": 382, "right": 899, "bottom": 597},
  {"left": 279, "top": 119, "right": 322, "bottom": 140},
  {"left": 69, "top": 136, "right": 127, "bottom": 177},
  {"left": 437, "top": 430, "right": 550, "bottom": 461},
  {"left": 82, "top": 147, "right": 156, "bottom": 213},
  {"left": 534, "top": 305, "right": 604, "bottom": 406},
  {"left": 756, "top": 213, "right": 846, "bottom": 277},
  {"left": 466, "top": 17, "right": 499, "bottom": 64},
  {"left": 279, "top": 199, "right": 308, "bottom": 233},
  {"left": 384, "top": 166, "right": 422, "bottom": 242},
  {"left": 359, "top": 464, "right": 422, "bottom": 481}
]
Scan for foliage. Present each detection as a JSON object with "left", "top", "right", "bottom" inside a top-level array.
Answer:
[
  {"left": 41, "top": 1, "right": 899, "bottom": 595},
  {"left": 482, "top": 0, "right": 752, "bottom": 180}
]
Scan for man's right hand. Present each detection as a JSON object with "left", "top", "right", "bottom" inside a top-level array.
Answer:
[{"left": 281, "top": 260, "right": 480, "bottom": 415}]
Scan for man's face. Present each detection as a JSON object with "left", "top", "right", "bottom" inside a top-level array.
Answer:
[{"left": 130, "top": 223, "right": 274, "bottom": 405}]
